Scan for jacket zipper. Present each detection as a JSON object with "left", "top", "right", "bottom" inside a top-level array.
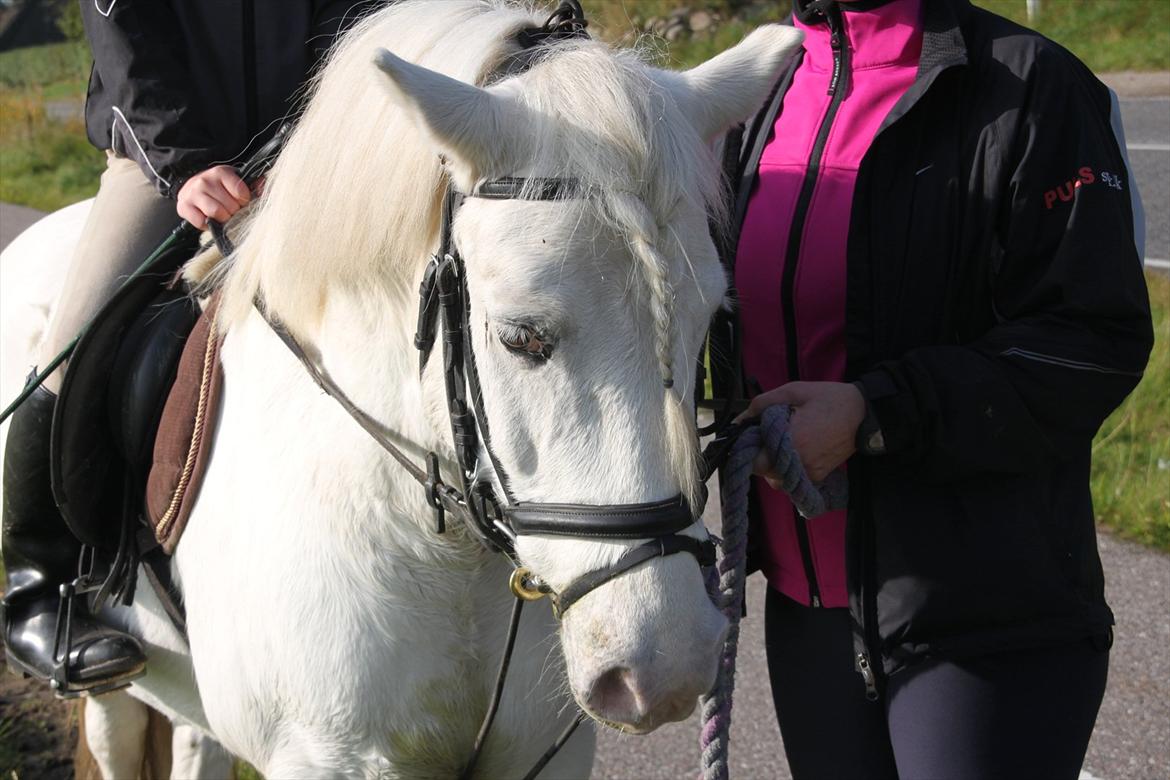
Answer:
[
  {"left": 779, "top": 9, "right": 851, "bottom": 609},
  {"left": 856, "top": 652, "right": 878, "bottom": 701},
  {"left": 242, "top": 0, "right": 259, "bottom": 142}
]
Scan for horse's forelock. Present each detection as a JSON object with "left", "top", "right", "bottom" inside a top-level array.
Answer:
[{"left": 215, "top": 0, "right": 545, "bottom": 329}]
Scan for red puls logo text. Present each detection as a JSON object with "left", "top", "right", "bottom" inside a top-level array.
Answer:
[{"left": 1043, "top": 167, "right": 1095, "bottom": 209}]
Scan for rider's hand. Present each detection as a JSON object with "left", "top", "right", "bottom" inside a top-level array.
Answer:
[
  {"left": 176, "top": 165, "right": 252, "bottom": 229},
  {"left": 735, "top": 381, "right": 866, "bottom": 485}
]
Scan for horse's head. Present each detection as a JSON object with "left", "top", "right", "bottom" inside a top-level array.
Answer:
[{"left": 373, "top": 20, "right": 803, "bottom": 733}]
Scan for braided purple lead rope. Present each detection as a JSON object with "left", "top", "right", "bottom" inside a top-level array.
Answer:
[{"left": 699, "top": 404, "right": 848, "bottom": 780}]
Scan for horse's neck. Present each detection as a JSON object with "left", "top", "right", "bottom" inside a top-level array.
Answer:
[{"left": 228, "top": 269, "right": 496, "bottom": 560}]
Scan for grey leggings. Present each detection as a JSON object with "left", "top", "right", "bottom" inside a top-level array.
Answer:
[
  {"left": 764, "top": 587, "right": 1109, "bottom": 780},
  {"left": 39, "top": 153, "right": 178, "bottom": 393}
]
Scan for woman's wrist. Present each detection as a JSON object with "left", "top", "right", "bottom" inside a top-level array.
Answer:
[{"left": 852, "top": 381, "right": 886, "bottom": 456}]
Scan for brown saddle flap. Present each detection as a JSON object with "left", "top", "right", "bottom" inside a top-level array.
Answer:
[{"left": 145, "top": 296, "right": 223, "bottom": 553}]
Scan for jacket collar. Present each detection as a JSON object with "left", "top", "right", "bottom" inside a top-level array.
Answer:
[
  {"left": 790, "top": 0, "right": 968, "bottom": 75},
  {"left": 794, "top": 0, "right": 902, "bottom": 23},
  {"left": 873, "top": 0, "right": 971, "bottom": 133},
  {"left": 918, "top": 0, "right": 970, "bottom": 75}
]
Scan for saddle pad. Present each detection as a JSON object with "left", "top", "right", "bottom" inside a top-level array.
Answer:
[{"left": 146, "top": 296, "right": 223, "bottom": 553}]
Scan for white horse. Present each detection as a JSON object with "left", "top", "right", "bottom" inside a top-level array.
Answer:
[{"left": 0, "top": 1, "right": 802, "bottom": 776}]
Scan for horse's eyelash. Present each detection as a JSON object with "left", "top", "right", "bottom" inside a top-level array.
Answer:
[{"left": 497, "top": 321, "right": 555, "bottom": 360}]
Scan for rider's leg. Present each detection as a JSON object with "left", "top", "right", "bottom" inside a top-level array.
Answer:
[
  {"left": 2, "top": 152, "right": 177, "bottom": 692},
  {"left": 39, "top": 152, "right": 180, "bottom": 394},
  {"left": 1, "top": 384, "right": 147, "bottom": 691}
]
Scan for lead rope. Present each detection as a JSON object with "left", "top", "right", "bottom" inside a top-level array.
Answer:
[{"left": 699, "top": 404, "right": 848, "bottom": 780}]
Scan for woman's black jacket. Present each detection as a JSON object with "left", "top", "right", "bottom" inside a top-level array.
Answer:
[
  {"left": 717, "top": 0, "right": 1154, "bottom": 685},
  {"left": 81, "top": 0, "right": 377, "bottom": 197}
]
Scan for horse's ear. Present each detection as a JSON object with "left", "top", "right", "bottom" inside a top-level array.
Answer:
[
  {"left": 656, "top": 25, "right": 804, "bottom": 142},
  {"left": 374, "top": 48, "right": 534, "bottom": 181}
]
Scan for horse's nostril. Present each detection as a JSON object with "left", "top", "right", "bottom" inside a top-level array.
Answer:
[{"left": 586, "top": 666, "right": 643, "bottom": 721}]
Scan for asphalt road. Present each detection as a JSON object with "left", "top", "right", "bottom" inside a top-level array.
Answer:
[
  {"left": 0, "top": 202, "right": 44, "bottom": 252},
  {"left": 1121, "top": 97, "right": 1170, "bottom": 269},
  {"left": 0, "top": 97, "right": 1166, "bottom": 780},
  {"left": 592, "top": 502, "right": 1170, "bottom": 780}
]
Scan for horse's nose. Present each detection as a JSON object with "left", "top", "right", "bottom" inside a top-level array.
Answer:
[
  {"left": 583, "top": 643, "right": 724, "bottom": 733},
  {"left": 586, "top": 666, "right": 644, "bottom": 726}
]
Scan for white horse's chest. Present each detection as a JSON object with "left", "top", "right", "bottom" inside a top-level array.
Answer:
[{"left": 170, "top": 324, "right": 579, "bottom": 774}]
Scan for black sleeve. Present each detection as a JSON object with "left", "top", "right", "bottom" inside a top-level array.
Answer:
[
  {"left": 81, "top": 0, "right": 220, "bottom": 197},
  {"left": 857, "top": 48, "right": 1153, "bottom": 478}
]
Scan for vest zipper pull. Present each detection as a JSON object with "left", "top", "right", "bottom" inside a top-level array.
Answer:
[
  {"left": 856, "top": 652, "right": 879, "bottom": 701},
  {"left": 828, "top": 32, "right": 843, "bottom": 96}
]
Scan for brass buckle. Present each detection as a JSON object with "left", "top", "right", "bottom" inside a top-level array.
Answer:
[{"left": 508, "top": 567, "right": 548, "bottom": 602}]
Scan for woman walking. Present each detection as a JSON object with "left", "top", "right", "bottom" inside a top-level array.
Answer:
[{"left": 724, "top": 0, "right": 1153, "bottom": 776}]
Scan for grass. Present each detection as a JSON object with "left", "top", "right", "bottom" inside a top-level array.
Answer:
[
  {"left": 1091, "top": 272, "right": 1170, "bottom": 550},
  {"left": 590, "top": 0, "right": 1170, "bottom": 72},
  {"left": 0, "top": 90, "right": 103, "bottom": 211},
  {"left": 977, "top": 0, "right": 1170, "bottom": 73},
  {"left": 0, "top": 41, "right": 90, "bottom": 90},
  {"left": 0, "top": 40, "right": 101, "bottom": 211}
]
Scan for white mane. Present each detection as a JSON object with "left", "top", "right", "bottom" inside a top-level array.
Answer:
[{"left": 214, "top": 0, "right": 730, "bottom": 504}]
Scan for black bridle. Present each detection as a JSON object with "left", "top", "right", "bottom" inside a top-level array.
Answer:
[
  {"left": 253, "top": 2, "right": 721, "bottom": 774},
  {"left": 416, "top": 178, "right": 716, "bottom": 604},
  {"left": 259, "top": 175, "right": 716, "bottom": 776},
  {"left": 266, "top": 175, "right": 714, "bottom": 608}
]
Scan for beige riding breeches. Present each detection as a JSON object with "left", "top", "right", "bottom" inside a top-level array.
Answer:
[{"left": 38, "top": 152, "right": 180, "bottom": 394}]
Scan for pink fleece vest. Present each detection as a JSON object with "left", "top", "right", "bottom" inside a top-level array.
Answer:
[{"left": 735, "top": 0, "right": 923, "bottom": 607}]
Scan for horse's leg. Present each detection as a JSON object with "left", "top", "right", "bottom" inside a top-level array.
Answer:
[
  {"left": 171, "top": 722, "right": 235, "bottom": 779},
  {"left": 83, "top": 689, "right": 150, "bottom": 779}
]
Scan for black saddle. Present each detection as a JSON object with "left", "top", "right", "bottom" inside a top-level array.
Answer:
[{"left": 51, "top": 231, "right": 202, "bottom": 563}]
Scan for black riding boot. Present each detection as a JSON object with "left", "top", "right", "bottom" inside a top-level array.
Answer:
[{"left": 1, "top": 384, "right": 145, "bottom": 696}]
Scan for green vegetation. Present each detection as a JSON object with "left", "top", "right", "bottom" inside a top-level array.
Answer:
[
  {"left": 0, "top": 40, "right": 89, "bottom": 90},
  {"left": 0, "top": 90, "right": 103, "bottom": 211},
  {"left": 592, "top": 0, "right": 1170, "bottom": 72},
  {"left": 1091, "top": 272, "right": 1170, "bottom": 551},
  {"left": 0, "top": 40, "right": 100, "bottom": 210},
  {"left": 977, "top": 0, "right": 1170, "bottom": 73}
]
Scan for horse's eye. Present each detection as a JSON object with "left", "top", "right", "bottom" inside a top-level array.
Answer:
[{"left": 497, "top": 322, "right": 553, "bottom": 361}]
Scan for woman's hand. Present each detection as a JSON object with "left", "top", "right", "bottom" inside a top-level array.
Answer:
[
  {"left": 735, "top": 381, "right": 866, "bottom": 484},
  {"left": 176, "top": 165, "right": 252, "bottom": 229}
]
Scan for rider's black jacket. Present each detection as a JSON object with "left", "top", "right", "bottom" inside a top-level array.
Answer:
[
  {"left": 717, "top": 0, "right": 1153, "bottom": 683},
  {"left": 81, "top": 0, "right": 377, "bottom": 197}
]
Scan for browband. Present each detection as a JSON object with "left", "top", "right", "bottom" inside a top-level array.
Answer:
[{"left": 474, "top": 177, "right": 580, "bottom": 201}]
